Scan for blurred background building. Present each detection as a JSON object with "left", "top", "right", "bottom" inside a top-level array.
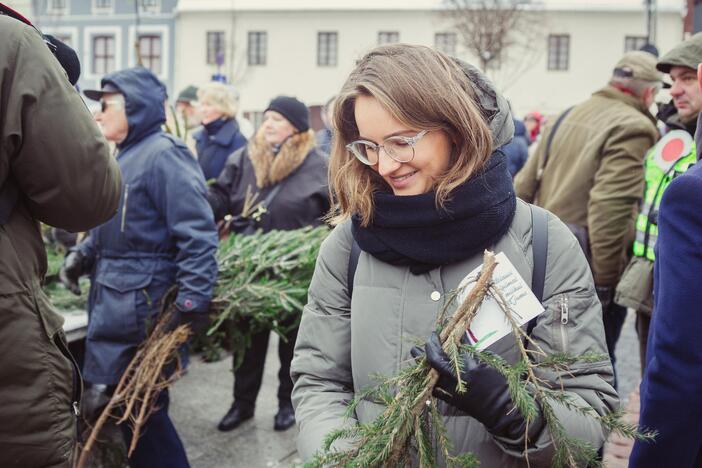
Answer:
[{"left": 3, "top": 0, "right": 692, "bottom": 128}]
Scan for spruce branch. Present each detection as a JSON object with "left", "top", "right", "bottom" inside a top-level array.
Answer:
[{"left": 206, "top": 226, "right": 329, "bottom": 369}]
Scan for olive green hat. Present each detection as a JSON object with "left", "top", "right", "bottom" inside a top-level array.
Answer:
[
  {"left": 613, "top": 51, "right": 663, "bottom": 83},
  {"left": 657, "top": 32, "right": 702, "bottom": 73}
]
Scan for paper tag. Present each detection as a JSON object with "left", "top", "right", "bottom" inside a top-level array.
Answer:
[{"left": 456, "top": 252, "right": 545, "bottom": 350}]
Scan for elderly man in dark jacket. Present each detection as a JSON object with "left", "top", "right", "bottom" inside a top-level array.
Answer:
[
  {"left": 628, "top": 68, "right": 702, "bottom": 468},
  {"left": 60, "top": 67, "right": 218, "bottom": 468},
  {"left": 0, "top": 6, "right": 122, "bottom": 468}
]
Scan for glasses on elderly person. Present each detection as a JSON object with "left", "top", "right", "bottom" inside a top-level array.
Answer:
[
  {"left": 346, "top": 130, "right": 430, "bottom": 166},
  {"left": 100, "top": 98, "right": 124, "bottom": 113}
]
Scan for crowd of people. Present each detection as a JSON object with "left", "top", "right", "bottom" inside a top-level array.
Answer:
[{"left": 2, "top": 0, "right": 702, "bottom": 466}]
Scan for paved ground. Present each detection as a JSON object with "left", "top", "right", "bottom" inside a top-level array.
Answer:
[
  {"left": 170, "top": 310, "right": 643, "bottom": 468},
  {"left": 170, "top": 335, "right": 300, "bottom": 468}
]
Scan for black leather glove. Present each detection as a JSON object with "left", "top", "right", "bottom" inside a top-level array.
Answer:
[
  {"left": 595, "top": 285, "right": 613, "bottom": 311},
  {"left": 59, "top": 251, "right": 85, "bottom": 296},
  {"left": 412, "top": 332, "right": 543, "bottom": 442},
  {"left": 179, "top": 311, "right": 211, "bottom": 336}
]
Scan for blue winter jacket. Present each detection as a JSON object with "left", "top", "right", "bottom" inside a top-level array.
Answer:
[
  {"left": 77, "top": 67, "right": 218, "bottom": 385},
  {"left": 502, "top": 119, "right": 529, "bottom": 177},
  {"left": 629, "top": 161, "right": 702, "bottom": 466},
  {"left": 193, "top": 117, "right": 247, "bottom": 181}
]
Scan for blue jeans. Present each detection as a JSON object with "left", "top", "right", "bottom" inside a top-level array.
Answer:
[{"left": 120, "top": 390, "right": 190, "bottom": 468}]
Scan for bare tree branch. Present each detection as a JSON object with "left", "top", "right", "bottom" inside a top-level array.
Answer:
[{"left": 443, "top": 0, "right": 545, "bottom": 89}]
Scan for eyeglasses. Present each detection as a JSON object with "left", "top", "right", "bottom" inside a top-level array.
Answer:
[
  {"left": 100, "top": 98, "right": 124, "bottom": 113},
  {"left": 346, "top": 130, "right": 430, "bottom": 166}
]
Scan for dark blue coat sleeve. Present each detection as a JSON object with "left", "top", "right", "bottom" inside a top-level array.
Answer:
[
  {"left": 149, "top": 146, "right": 219, "bottom": 313},
  {"left": 630, "top": 167, "right": 702, "bottom": 466}
]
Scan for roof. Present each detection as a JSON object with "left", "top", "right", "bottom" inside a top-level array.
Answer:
[{"left": 176, "top": 0, "right": 683, "bottom": 14}]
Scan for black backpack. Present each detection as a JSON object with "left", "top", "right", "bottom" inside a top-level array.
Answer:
[{"left": 347, "top": 204, "right": 549, "bottom": 336}]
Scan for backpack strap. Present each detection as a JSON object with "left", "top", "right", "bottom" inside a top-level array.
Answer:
[
  {"left": 347, "top": 239, "right": 361, "bottom": 297},
  {"left": 527, "top": 204, "right": 549, "bottom": 335},
  {"left": 536, "top": 106, "right": 574, "bottom": 186}
]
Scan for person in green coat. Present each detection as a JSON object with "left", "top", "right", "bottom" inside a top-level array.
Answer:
[
  {"left": 616, "top": 33, "right": 702, "bottom": 372},
  {"left": 515, "top": 51, "right": 662, "bottom": 386},
  {"left": 0, "top": 6, "right": 121, "bottom": 467}
]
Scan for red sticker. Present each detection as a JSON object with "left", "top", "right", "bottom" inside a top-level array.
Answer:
[
  {"left": 184, "top": 299, "right": 193, "bottom": 309},
  {"left": 662, "top": 138, "right": 685, "bottom": 162}
]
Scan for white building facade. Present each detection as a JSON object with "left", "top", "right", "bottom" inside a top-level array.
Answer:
[{"left": 174, "top": 0, "right": 685, "bottom": 127}]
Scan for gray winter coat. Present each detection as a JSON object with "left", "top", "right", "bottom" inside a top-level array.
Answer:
[
  {"left": 290, "top": 59, "right": 617, "bottom": 467},
  {"left": 291, "top": 202, "right": 618, "bottom": 466}
]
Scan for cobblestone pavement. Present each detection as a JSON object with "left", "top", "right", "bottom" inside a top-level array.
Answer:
[{"left": 170, "top": 310, "right": 643, "bottom": 468}]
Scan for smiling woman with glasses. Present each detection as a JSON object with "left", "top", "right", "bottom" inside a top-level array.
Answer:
[{"left": 290, "top": 44, "right": 618, "bottom": 467}]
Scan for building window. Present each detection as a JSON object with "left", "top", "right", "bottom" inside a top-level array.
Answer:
[
  {"left": 207, "top": 31, "right": 225, "bottom": 65},
  {"left": 435, "top": 32, "right": 457, "bottom": 56},
  {"left": 47, "top": 0, "right": 67, "bottom": 14},
  {"left": 247, "top": 31, "right": 267, "bottom": 66},
  {"left": 140, "top": 0, "right": 159, "bottom": 12},
  {"left": 547, "top": 34, "right": 570, "bottom": 71},
  {"left": 92, "top": 35, "right": 116, "bottom": 75},
  {"left": 93, "top": 0, "right": 112, "bottom": 14},
  {"left": 378, "top": 31, "right": 399, "bottom": 45},
  {"left": 625, "top": 35, "right": 648, "bottom": 52},
  {"left": 138, "top": 35, "right": 162, "bottom": 75},
  {"left": 317, "top": 32, "right": 338, "bottom": 67}
]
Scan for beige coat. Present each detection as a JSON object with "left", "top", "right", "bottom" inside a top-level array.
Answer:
[
  {"left": 514, "top": 86, "right": 658, "bottom": 287},
  {"left": 291, "top": 201, "right": 618, "bottom": 466}
]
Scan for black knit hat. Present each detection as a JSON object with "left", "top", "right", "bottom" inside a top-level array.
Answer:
[{"left": 265, "top": 96, "right": 309, "bottom": 132}]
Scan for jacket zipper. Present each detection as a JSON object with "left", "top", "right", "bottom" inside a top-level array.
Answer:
[
  {"left": 121, "top": 183, "right": 129, "bottom": 232},
  {"left": 559, "top": 294, "right": 569, "bottom": 353},
  {"left": 53, "top": 333, "right": 84, "bottom": 440}
]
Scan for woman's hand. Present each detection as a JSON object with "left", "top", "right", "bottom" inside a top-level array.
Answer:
[{"left": 412, "top": 332, "right": 544, "bottom": 443}]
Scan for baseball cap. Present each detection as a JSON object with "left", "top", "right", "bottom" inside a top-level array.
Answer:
[
  {"left": 83, "top": 83, "right": 121, "bottom": 101},
  {"left": 613, "top": 51, "right": 663, "bottom": 83}
]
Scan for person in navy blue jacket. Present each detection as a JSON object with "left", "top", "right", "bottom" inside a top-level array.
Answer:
[
  {"left": 629, "top": 112, "right": 702, "bottom": 464},
  {"left": 502, "top": 118, "right": 529, "bottom": 177},
  {"left": 193, "top": 82, "right": 248, "bottom": 181},
  {"left": 60, "top": 67, "right": 218, "bottom": 468}
]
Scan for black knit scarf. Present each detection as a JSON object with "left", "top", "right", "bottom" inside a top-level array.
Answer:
[{"left": 351, "top": 151, "right": 516, "bottom": 274}]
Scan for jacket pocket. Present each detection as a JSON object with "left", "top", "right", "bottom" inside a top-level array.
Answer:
[
  {"left": 535, "top": 290, "right": 601, "bottom": 359},
  {"left": 88, "top": 269, "right": 153, "bottom": 343},
  {"left": 54, "top": 332, "right": 83, "bottom": 421}
]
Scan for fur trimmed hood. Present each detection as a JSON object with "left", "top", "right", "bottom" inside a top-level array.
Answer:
[{"left": 248, "top": 129, "right": 317, "bottom": 188}]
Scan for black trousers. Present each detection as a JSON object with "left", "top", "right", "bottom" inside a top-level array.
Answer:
[
  {"left": 602, "top": 301, "right": 628, "bottom": 390},
  {"left": 233, "top": 325, "right": 298, "bottom": 410}
]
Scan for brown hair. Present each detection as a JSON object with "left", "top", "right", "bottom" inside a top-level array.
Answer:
[{"left": 328, "top": 44, "right": 494, "bottom": 226}]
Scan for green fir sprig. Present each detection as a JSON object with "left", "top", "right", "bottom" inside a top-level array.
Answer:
[{"left": 208, "top": 226, "right": 329, "bottom": 368}]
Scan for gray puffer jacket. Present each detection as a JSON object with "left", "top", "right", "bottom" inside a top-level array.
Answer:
[{"left": 291, "top": 200, "right": 618, "bottom": 466}]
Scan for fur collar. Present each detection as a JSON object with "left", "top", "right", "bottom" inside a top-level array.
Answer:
[{"left": 248, "top": 129, "right": 317, "bottom": 188}]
